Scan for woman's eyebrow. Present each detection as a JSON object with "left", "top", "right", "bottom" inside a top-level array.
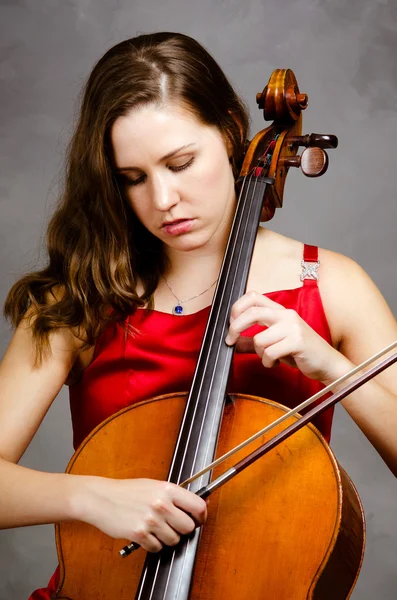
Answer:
[{"left": 116, "top": 143, "right": 196, "bottom": 172}]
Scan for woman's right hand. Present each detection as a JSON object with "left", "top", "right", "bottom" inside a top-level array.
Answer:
[{"left": 75, "top": 477, "right": 208, "bottom": 553}]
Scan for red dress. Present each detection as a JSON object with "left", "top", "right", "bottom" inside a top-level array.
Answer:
[{"left": 29, "top": 244, "right": 333, "bottom": 598}]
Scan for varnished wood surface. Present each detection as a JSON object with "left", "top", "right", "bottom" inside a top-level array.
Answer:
[{"left": 54, "top": 393, "right": 364, "bottom": 599}]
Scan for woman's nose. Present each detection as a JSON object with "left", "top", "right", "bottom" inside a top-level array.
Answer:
[{"left": 151, "top": 175, "right": 179, "bottom": 211}]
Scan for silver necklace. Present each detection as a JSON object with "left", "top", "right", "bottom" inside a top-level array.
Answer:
[{"left": 162, "top": 275, "right": 218, "bottom": 315}]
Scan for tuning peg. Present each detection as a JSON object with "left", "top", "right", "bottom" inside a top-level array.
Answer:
[
  {"left": 288, "top": 133, "right": 338, "bottom": 149},
  {"left": 280, "top": 147, "right": 329, "bottom": 177},
  {"left": 256, "top": 89, "right": 308, "bottom": 111}
]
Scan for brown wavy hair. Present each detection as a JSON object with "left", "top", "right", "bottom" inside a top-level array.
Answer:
[{"left": 3, "top": 32, "right": 250, "bottom": 364}]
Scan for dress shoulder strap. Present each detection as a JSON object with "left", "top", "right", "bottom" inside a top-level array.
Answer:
[{"left": 301, "top": 244, "right": 320, "bottom": 286}]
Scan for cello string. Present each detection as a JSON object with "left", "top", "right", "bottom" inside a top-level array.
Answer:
[
  {"left": 170, "top": 169, "right": 263, "bottom": 597},
  {"left": 142, "top": 165, "right": 262, "bottom": 595},
  {"left": 192, "top": 169, "right": 267, "bottom": 479},
  {"left": 167, "top": 166, "right": 253, "bottom": 483},
  {"left": 183, "top": 168, "right": 263, "bottom": 487},
  {"left": 170, "top": 168, "right": 261, "bottom": 586},
  {"left": 171, "top": 166, "right": 260, "bottom": 487},
  {"left": 173, "top": 168, "right": 268, "bottom": 591},
  {"left": 181, "top": 156, "right": 275, "bottom": 493},
  {"left": 181, "top": 338, "right": 397, "bottom": 486}
]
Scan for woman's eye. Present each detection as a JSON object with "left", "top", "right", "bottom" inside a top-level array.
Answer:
[
  {"left": 120, "top": 157, "right": 194, "bottom": 187},
  {"left": 169, "top": 157, "right": 194, "bottom": 172},
  {"left": 123, "top": 174, "right": 146, "bottom": 187}
]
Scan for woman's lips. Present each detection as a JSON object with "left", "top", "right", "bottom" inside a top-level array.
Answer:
[{"left": 162, "top": 219, "right": 195, "bottom": 235}]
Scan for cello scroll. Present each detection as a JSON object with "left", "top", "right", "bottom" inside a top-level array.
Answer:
[{"left": 241, "top": 68, "right": 337, "bottom": 219}]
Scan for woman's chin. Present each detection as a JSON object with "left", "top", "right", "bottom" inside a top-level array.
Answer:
[{"left": 164, "top": 232, "right": 217, "bottom": 255}]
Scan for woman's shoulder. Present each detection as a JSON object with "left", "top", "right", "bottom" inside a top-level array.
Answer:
[
  {"left": 260, "top": 229, "right": 380, "bottom": 305},
  {"left": 255, "top": 227, "right": 359, "bottom": 265},
  {"left": 252, "top": 228, "right": 387, "bottom": 342},
  {"left": 40, "top": 285, "right": 96, "bottom": 384},
  {"left": 251, "top": 228, "right": 316, "bottom": 292},
  {"left": 254, "top": 226, "right": 368, "bottom": 288},
  {"left": 318, "top": 245, "right": 395, "bottom": 337},
  {"left": 317, "top": 245, "right": 380, "bottom": 307}
]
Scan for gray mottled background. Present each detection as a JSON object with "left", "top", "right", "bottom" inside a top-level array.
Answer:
[{"left": 1, "top": 1, "right": 396, "bottom": 598}]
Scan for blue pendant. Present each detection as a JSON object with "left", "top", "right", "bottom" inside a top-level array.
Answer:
[{"left": 173, "top": 304, "right": 184, "bottom": 315}]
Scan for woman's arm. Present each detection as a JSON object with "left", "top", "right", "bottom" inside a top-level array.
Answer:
[
  {"left": 319, "top": 251, "right": 397, "bottom": 475},
  {"left": 225, "top": 249, "right": 397, "bottom": 476},
  {"left": 0, "top": 313, "right": 206, "bottom": 550},
  {"left": 0, "top": 311, "right": 88, "bottom": 527}
]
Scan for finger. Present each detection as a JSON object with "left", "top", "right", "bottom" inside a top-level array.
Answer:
[
  {"left": 134, "top": 529, "right": 163, "bottom": 553},
  {"left": 258, "top": 337, "right": 298, "bottom": 369},
  {"left": 168, "top": 484, "right": 207, "bottom": 525},
  {"left": 226, "top": 306, "right": 281, "bottom": 346},
  {"left": 142, "top": 509, "right": 182, "bottom": 548},
  {"left": 166, "top": 507, "right": 198, "bottom": 535},
  {"left": 230, "top": 290, "right": 285, "bottom": 321},
  {"left": 153, "top": 522, "right": 181, "bottom": 547},
  {"left": 151, "top": 495, "right": 197, "bottom": 535},
  {"left": 235, "top": 322, "right": 287, "bottom": 354}
]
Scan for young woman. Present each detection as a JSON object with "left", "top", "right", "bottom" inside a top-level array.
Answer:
[{"left": 1, "top": 32, "right": 396, "bottom": 598}]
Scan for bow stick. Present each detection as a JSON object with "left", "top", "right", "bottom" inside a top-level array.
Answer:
[
  {"left": 181, "top": 339, "right": 397, "bottom": 486},
  {"left": 120, "top": 340, "right": 397, "bottom": 556}
]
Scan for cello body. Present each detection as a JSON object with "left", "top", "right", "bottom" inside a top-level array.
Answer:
[{"left": 54, "top": 393, "right": 365, "bottom": 600}]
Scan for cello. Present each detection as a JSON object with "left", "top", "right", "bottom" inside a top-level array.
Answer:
[{"left": 53, "top": 69, "right": 365, "bottom": 599}]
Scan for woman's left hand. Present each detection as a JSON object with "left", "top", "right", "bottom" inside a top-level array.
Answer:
[{"left": 225, "top": 290, "right": 348, "bottom": 384}]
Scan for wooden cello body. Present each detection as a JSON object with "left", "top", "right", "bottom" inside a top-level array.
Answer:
[
  {"left": 55, "top": 393, "right": 364, "bottom": 599},
  {"left": 54, "top": 70, "right": 365, "bottom": 599}
]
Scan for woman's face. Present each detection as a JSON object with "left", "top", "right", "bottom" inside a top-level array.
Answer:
[{"left": 111, "top": 103, "right": 236, "bottom": 258}]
